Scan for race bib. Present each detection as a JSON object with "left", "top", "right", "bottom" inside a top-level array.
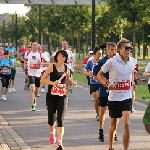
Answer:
[
  {"left": 30, "top": 64, "right": 40, "bottom": 69},
  {"left": 0, "top": 67, "right": 9, "bottom": 75},
  {"left": 51, "top": 84, "right": 67, "bottom": 96},
  {"left": 114, "top": 80, "right": 130, "bottom": 91}
]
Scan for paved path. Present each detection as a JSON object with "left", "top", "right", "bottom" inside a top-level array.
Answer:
[{"left": 0, "top": 68, "right": 150, "bottom": 150}]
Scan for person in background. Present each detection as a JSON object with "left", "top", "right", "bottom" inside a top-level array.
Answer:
[
  {"left": 0, "top": 50, "right": 14, "bottom": 101},
  {"left": 0, "top": 46, "right": 4, "bottom": 58},
  {"left": 83, "top": 47, "right": 102, "bottom": 121},
  {"left": 8, "top": 50, "right": 17, "bottom": 92},
  {"left": 41, "top": 45, "right": 50, "bottom": 93},
  {"left": 130, "top": 51, "right": 140, "bottom": 113},
  {"left": 19, "top": 45, "right": 27, "bottom": 71},
  {"left": 6, "top": 43, "right": 17, "bottom": 54},
  {"left": 82, "top": 51, "right": 93, "bottom": 91}
]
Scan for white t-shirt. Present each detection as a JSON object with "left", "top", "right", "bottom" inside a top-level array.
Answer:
[
  {"left": 25, "top": 51, "right": 49, "bottom": 77},
  {"left": 101, "top": 55, "right": 137, "bottom": 101},
  {"left": 144, "top": 63, "right": 150, "bottom": 84},
  {"left": 41, "top": 51, "right": 50, "bottom": 72}
]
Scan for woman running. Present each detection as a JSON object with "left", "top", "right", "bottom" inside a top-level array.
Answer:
[
  {"left": 40, "top": 50, "right": 77, "bottom": 150},
  {"left": 8, "top": 50, "right": 17, "bottom": 92},
  {"left": 0, "top": 50, "right": 14, "bottom": 100}
]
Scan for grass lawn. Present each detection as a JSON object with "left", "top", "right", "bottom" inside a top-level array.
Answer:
[{"left": 74, "top": 72, "right": 150, "bottom": 100}]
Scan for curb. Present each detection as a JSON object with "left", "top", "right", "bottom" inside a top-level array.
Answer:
[
  {"left": 75, "top": 80, "right": 149, "bottom": 105},
  {"left": 0, "top": 114, "right": 32, "bottom": 150}
]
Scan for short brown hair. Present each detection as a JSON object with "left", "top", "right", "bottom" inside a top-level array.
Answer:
[
  {"left": 117, "top": 38, "right": 131, "bottom": 49},
  {"left": 54, "top": 50, "right": 68, "bottom": 63}
]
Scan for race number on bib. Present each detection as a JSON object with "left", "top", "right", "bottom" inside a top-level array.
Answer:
[
  {"left": 114, "top": 80, "right": 130, "bottom": 91},
  {"left": 51, "top": 84, "right": 67, "bottom": 96},
  {"left": 0, "top": 67, "right": 9, "bottom": 75},
  {"left": 30, "top": 64, "right": 40, "bottom": 69}
]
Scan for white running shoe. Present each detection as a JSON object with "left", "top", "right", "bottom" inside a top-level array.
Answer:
[
  {"left": 8, "top": 88, "right": 11, "bottom": 93},
  {"left": 2, "top": 95, "right": 6, "bottom": 101},
  {"left": 1, "top": 95, "right": 4, "bottom": 100},
  {"left": 11, "top": 88, "right": 16, "bottom": 92},
  {"left": 41, "top": 88, "right": 45, "bottom": 93}
]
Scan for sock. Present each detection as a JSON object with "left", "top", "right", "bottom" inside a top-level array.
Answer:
[{"left": 58, "top": 139, "right": 62, "bottom": 145}]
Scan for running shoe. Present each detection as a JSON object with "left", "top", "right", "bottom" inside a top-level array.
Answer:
[
  {"left": 109, "top": 148, "right": 114, "bottom": 150},
  {"left": 37, "top": 93, "right": 40, "bottom": 97},
  {"left": 41, "top": 88, "right": 45, "bottom": 93},
  {"left": 11, "top": 88, "right": 16, "bottom": 92},
  {"left": 2, "top": 95, "right": 6, "bottom": 101},
  {"left": 56, "top": 145, "right": 64, "bottom": 150},
  {"left": 96, "top": 115, "right": 99, "bottom": 121},
  {"left": 69, "top": 88, "right": 73, "bottom": 93},
  {"left": 99, "top": 130, "right": 104, "bottom": 142},
  {"left": 114, "top": 134, "right": 118, "bottom": 141},
  {"left": 92, "top": 97, "right": 94, "bottom": 101},
  {"left": 33, "top": 99, "right": 36, "bottom": 107},
  {"left": 131, "top": 106, "right": 135, "bottom": 113},
  {"left": 8, "top": 88, "right": 11, "bottom": 93},
  {"left": 50, "top": 134, "right": 56, "bottom": 144},
  {"left": 24, "top": 85, "right": 28, "bottom": 90},
  {"left": 56, "top": 141, "right": 63, "bottom": 150},
  {"left": 31, "top": 106, "right": 35, "bottom": 111}
]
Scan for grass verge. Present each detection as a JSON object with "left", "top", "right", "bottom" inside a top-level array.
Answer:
[{"left": 74, "top": 72, "right": 150, "bottom": 100}]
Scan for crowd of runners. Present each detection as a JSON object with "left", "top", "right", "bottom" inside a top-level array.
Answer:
[{"left": 0, "top": 39, "right": 150, "bottom": 150}]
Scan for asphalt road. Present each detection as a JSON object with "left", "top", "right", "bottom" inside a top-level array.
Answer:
[{"left": 0, "top": 68, "right": 150, "bottom": 150}]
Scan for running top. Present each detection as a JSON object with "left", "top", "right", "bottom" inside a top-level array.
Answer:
[
  {"left": 101, "top": 55, "right": 137, "bottom": 101},
  {"left": 84, "top": 60, "right": 100, "bottom": 85},
  {"left": 0, "top": 58, "right": 13, "bottom": 75},
  {"left": 48, "top": 64, "right": 67, "bottom": 98},
  {"left": 93, "top": 55, "right": 109, "bottom": 97},
  {"left": 25, "top": 51, "right": 49, "bottom": 77}
]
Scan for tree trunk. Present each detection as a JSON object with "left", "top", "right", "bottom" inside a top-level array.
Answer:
[
  {"left": 137, "top": 41, "right": 140, "bottom": 57},
  {"left": 133, "top": 22, "right": 136, "bottom": 58},
  {"left": 143, "top": 25, "right": 146, "bottom": 59}
]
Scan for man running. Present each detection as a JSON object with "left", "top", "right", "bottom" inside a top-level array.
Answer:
[
  {"left": 93, "top": 42, "right": 118, "bottom": 142},
  {"left": 25, "top": 41, "right": 50, "bottom": 111},
  {"left": 97, "top": 39, "right": 137, "bottom": 150},
  {"left": 41, "top": 45, "right": 50, "bottom": 93}
]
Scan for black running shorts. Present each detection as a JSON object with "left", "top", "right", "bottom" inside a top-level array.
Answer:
[
  {"left": 90, "top": 84, "right": 100, "bottom": 95},
  {"left": 108, "top": 98, "right": 132, "bottom": 118},
  {"left": 99, "top": 97, "right": 108, "bottom": 107},
  {"left": 28, "top": 76, "right": 41, "bottom": 88}
]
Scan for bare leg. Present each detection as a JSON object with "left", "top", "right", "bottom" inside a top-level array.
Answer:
[
  {"left": 122, "top": 111, "right": 131, "bottom": 150},
  {"left": 108, "top": 118, "right": 119, "bottom": 149},
  {"left": 29, "top": 84, "right": 35, "bottom": 105},
  {"left": 92, "top": 91, "right": 99, "bottom": 116}
]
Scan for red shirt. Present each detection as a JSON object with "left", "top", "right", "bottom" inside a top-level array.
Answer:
[
  {"left": 83, "top": 57, "right": 89, "bottom": 65},
  {"left": 0, "top": 53, "right": 4, "bottom": 58},
  {"left": 19, "top": 47, "right": 27, "bottom": 53},
  {"left": 134, "top": 64, "right": 140, "bottom": 81}
]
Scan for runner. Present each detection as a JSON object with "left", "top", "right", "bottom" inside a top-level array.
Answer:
[
  {"left": 83, "top": 46, "right": 102, "bottom": 121},
  {"left": 41, "top": 45, "right": 50, "bottom": 93},
  {"left": 22, "top": 45, "right": 32, "bottom": 90},
  {"left": 19, "top": 45, "right": 27, "bottom": 71},
  {"left": 130, "top": 51, "right": 140, "bottom": 113},
  {"left": 0, "top": 50, "right": 14, "bottom": 101},
  {"left": 0, "top": 46, "right": 4, "bottom": 58},
  {"left": 97, "top": 39, "right": 137, "bottom": 150},
  {"left": 93, "top": 42, "right": 118, "bottom": 142},
  {"left": 6, "top": 43, "right": 17, "bottom": 54},
  {"left": 40, "top": 50, "right": 77, "bottom": 150},
  {"left": 82, "top": 51, "right": 93, "bottom": 97},
  {"left": 8, "top": 50, "right": 17, "bottom": 92},
  {"left": 24, "top": 41, "right": 50, "bottom": 111}
]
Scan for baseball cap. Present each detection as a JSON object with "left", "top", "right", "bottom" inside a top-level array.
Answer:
[{"left": 88, "top": 51, "right": 93, "bottom": 54}]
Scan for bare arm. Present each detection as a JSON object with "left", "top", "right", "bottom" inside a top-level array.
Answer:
[{"left": 143, "top": 72, "right": 150, "bottom": 77}]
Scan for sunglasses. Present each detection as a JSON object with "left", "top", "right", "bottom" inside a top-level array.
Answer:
[
  {"left": 28, "top": 47, "right": 31, "bottom": 48},
  {"left": 124, "top": 46, "right": 133, "bottom": 51},
  {"left": 4, "top": 53, "right": 8, "bottom": 55}
]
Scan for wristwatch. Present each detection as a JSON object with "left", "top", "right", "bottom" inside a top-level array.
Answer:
[{"left": 106, "top": 81, "right": 110, "bottom": 87}]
